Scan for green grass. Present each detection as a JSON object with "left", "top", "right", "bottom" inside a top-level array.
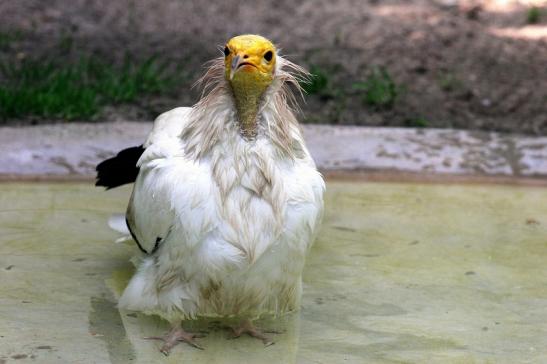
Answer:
[
  {"left": 353, "top": 67, "right": 401, "bottom": 109},
  {"left": 0, "top": 56, "right": 182, "bottom": 121},
  {"left": 301, "top": 65, "right": 329, "bottom": 95},
  {"left": 404, "top": 117, "right": 429, "bottom": 128},
  {"left": 527, "top": 7, "right": 541, "bottom": 24},
  {"left": 0, "top": 30, "right": 22, "bottom": 49},
  {"left": 438, "top": 72, "right": 464, "bottom": 92}
]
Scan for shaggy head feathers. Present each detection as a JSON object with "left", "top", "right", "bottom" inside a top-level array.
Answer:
[{"left": 181, "top": 48, "right": 310, "bottom": 160}]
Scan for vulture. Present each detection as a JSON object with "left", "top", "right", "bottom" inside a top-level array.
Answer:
[{"left": 96, "top": 34, "right": 324, "bottom": 355}]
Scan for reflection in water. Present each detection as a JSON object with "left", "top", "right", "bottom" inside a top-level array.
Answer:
[
  {"left": 1, "top": 182, "right": 547, "bottom": 363},
  {"left": 108, "top": 264, "right": 301, "bottom": 363}
]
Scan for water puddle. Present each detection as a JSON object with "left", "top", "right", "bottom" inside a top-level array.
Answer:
[{"left": 1, "top": 181, "right": 546, "bottom": 363}]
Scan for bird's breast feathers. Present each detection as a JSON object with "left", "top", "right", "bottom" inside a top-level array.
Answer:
[
  {"left": 132, "top": 107, "right": 323, "bottom": 264},
  {"left": 121, "top": 102, "right": 323, "bottom": 318}
]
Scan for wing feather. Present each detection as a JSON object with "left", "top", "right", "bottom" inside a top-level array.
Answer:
[{"left": 125, "top": 107, "right": 192, "bottom": 254}]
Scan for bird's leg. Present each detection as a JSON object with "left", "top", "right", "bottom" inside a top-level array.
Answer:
[
  {"left": 144, "top": 322, "right": 206, "bottom": 356},
  {"left": 228, "top": 319, "right": 281, "bottom": 346}
]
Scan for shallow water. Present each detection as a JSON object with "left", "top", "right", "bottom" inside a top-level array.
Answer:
[{"left": 1, "top": 181, "right": 546, "bottom": 363}]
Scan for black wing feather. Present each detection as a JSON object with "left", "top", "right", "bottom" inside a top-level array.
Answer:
[{"left": 95, "top": 145, "right": 145, "bottom": 189}]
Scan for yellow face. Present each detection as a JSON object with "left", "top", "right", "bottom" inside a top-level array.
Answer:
[{"left": 223, "top": 34, "right": 276, "bottom": 84}]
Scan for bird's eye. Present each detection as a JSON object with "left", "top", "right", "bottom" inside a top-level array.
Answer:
[
  {"left": 224, "top": 46, "right": 230, "bottom": 57},
  {"left": 264, "top": 51, "right": 273, "bottom": 62}
]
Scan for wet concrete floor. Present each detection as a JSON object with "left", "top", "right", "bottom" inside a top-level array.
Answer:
[{"left": 1, "top": 181, "right": 546, "bottom": 363}]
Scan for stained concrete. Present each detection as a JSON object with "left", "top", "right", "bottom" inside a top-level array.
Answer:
[
  {"left": 1, "top": 122, "right": 546, "bottom": 178},
  {"left": 1, "top": 181, "right": 547, "bottom": 363}
]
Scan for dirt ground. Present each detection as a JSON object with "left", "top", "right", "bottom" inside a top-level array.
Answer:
[{"left": 1, "top": 0, "right": 546, "bottom": 135}]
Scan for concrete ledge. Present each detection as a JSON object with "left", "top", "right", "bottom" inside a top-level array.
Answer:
[{"left": 1, "top": 122, "right": 546, "bottom": 178}]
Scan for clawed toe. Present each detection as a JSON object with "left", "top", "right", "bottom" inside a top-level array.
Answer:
[
  {"left": 263, "top": 329, "right": 284, "bottom": 335},
  {"left": 184, "top": 331, "right": 208, "bottom": 339},
  {"left": 227, "top": 319, "right": 280, "bottom": 346},
  {"left": 144, "top": 327, "right": 206, "bottom": 355}
]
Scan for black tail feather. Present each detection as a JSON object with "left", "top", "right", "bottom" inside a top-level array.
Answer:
[{"left": 95, "top": 145, "right": 145, "bottom": 189}]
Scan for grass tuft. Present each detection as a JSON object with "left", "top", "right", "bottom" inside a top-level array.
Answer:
[
  {"left": 0, "top": 30, "right": 22, "bottom": 49},
  {"left": 353, "top": 67, "right": 401, "bottom": 109},
  {"left": 301, "top": 65, "right": 329, "bottom": 95},
  {"left": 404, "top": 117, "right": 429, "bottom": 128},
  {"left": 439, "top": 72, "right": 464, "bottom": 92},
  {"left": 527, "top": 7, "right": 541, "bottom": 24},
  {"left": 0, "top": 56, "right": 182, "bottom": 121}
]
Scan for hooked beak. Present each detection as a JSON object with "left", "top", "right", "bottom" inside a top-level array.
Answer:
[
  {"left": 229, "top": 54, "right": 256, "bottom": 80},
  {"left": 230, "top": 55, "right": 241, "bottom": 80}
]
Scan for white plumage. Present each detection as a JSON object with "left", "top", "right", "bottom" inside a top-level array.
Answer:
[{"left": 111, "top": 35, "right": 324, "bottom": 352}]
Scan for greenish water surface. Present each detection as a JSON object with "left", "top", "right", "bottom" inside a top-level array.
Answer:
[{"left": 1, "top": 181, "right": 546, "bottom": 363}]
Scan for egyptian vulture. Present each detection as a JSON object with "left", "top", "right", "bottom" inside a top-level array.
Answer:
[{"left": 96, "top": 34, "right": 324, "bottom": 355}]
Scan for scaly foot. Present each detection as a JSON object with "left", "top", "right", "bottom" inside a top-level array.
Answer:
[
  {"left": 144, "top": 326, "right": 206, "bottom": 355},
  {"left": 228, "top": 319, "right": 281, "bottom": 347}
]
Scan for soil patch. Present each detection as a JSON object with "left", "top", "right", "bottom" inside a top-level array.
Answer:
[{"left": 0, "top": 0, "right": 546, "bottom": 135}]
